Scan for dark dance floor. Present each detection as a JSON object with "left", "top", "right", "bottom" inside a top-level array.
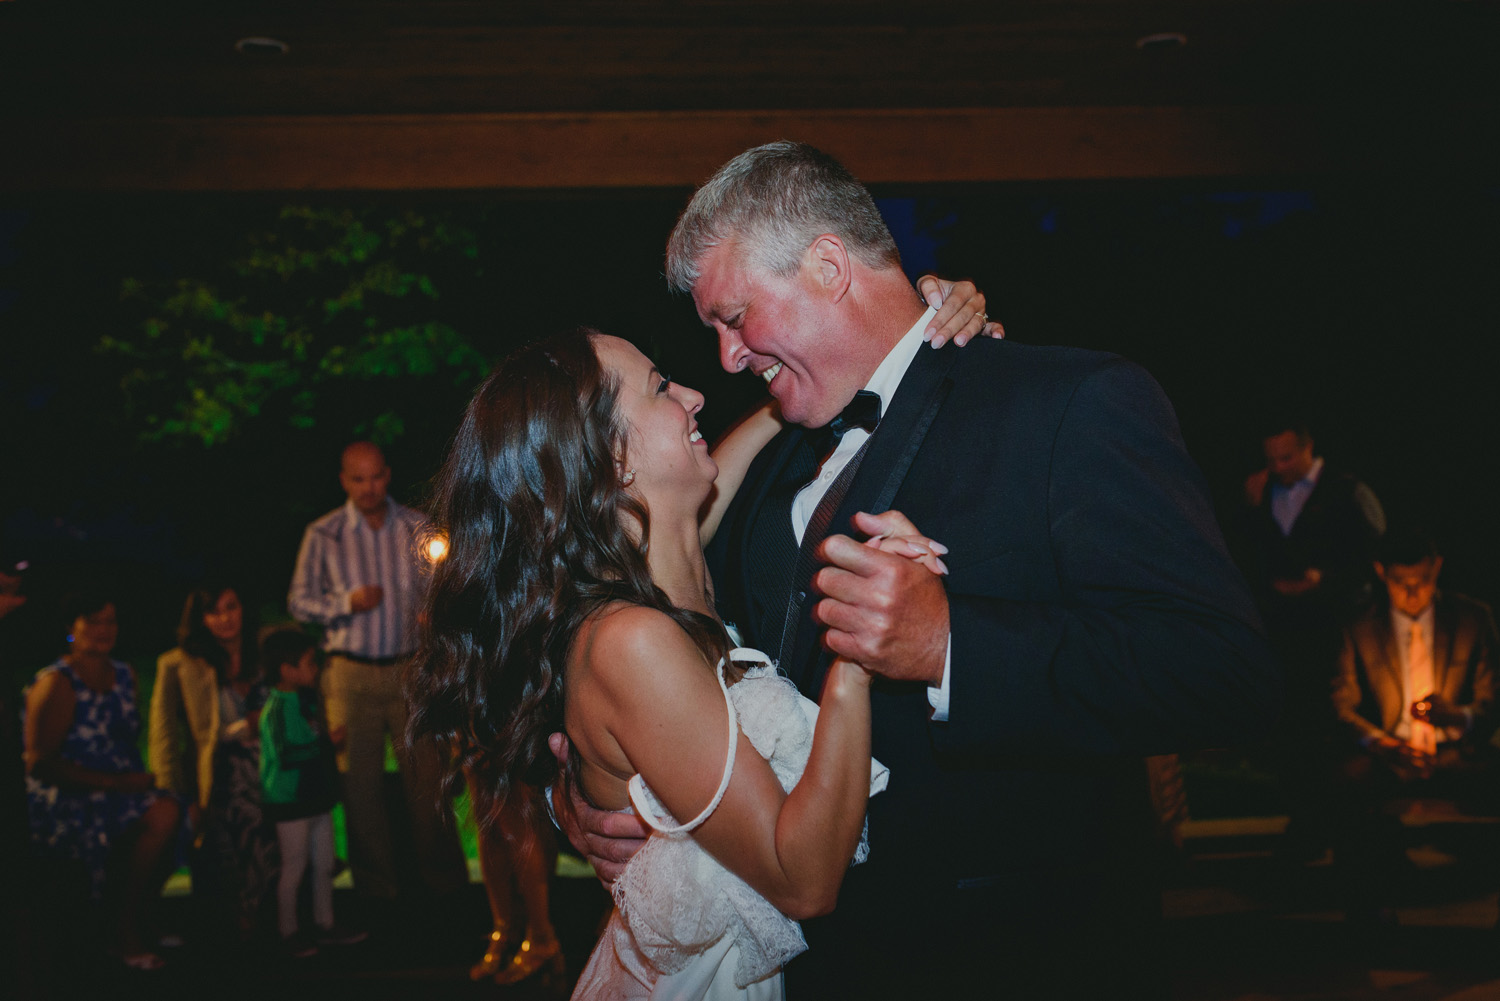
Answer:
[{"left": 17, "top": 818, "right": 1500, "bottom": 1001}]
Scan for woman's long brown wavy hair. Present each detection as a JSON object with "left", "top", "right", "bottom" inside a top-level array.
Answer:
[{"left": 406, "top": 328, "right": 728, "bottom": 834}]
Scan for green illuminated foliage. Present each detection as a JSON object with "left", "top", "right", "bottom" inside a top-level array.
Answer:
[{"left": 104, "top": 206, "right": 488, "bottom": 447}]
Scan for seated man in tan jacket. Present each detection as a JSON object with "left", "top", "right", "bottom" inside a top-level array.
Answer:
[{"left": 1330, "top": 526, "right": 1496, "bottom": 920}]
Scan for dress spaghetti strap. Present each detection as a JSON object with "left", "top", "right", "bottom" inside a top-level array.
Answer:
[{"left": 626, "top": 648, "right": 772, "bottom": 834}]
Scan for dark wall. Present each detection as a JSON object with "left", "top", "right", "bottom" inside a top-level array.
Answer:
[
  {"left": 911, "top": 180, "right": 1500, "bottom": 607},
  {"left": 2, "top": 179, "right": 1496, "bottom": 674}
]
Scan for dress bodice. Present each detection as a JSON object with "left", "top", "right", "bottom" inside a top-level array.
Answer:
[
  {"left": 42, "top": 658, "right": 144, "bottom": 774},
  {"left": 606, "top": 647, "right": 886, "bottom": 991}
]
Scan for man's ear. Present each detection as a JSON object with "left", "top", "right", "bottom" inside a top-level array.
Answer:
[
  {"left": 1374, "top": 561, "right": 1387, "bottom": 583},
  {"left": 804, "top": 234, "right": 852, "bottom": 304},
  {"left": 1431, "top": 555, "right": 1444, "bottom": 580}
]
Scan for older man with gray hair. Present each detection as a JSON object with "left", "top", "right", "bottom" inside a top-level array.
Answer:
[{"left": 568, "top": 142, "right": 1280, "bottom": 998}]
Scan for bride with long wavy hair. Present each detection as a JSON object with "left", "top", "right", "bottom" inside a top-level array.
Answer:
[{"left": 407, "top": 325, "right": 950, "bottom": 998}]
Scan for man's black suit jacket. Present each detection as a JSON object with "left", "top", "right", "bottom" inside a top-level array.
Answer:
[{"left": 706, "top": 338, "right": 1280, "bottom": 997}]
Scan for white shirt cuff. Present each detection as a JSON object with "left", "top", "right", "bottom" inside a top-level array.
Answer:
[{"left": 926, "top": 635, "right": 952, "bottom": 722}]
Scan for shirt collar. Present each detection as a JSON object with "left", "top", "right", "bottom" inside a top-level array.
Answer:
[
  {"left": 862, "top": 306, "right": 935, "bottom": 417},
  {"left": 1271, "top": 456, "right": 1325, "bottom": 495},
  {"left": 1391, "top": 602, "right": 1436, "bottom": 636},
  {"left": 343, "top": 496, "right": 391, "bottom": 530}
]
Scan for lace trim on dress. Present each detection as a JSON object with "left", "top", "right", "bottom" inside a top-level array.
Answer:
[{"left": 626, "top": 647, "right": 771, "bottom": 835}]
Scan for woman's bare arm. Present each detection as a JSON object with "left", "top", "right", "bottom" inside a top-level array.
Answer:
[
  {"left": 700, "top": 400, "right": 782, "bottom": 548},
  {"left": 568, "top": 606, "right": 872, "bottom": 919}
]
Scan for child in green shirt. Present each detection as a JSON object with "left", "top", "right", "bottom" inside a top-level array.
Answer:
[{"left": 258, "top": 628, "right": 366, "bottom": 956}]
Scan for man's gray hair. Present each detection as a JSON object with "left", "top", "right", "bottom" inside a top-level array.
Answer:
[{"left": 665, "top": 141, "right": 902, "bottom": 294}]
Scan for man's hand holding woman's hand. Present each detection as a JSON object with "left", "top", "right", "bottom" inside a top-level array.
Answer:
[
  {"left": 813, "top": 510, "right": 951, "bottom": 688},
  {"left": 546, "top": 732, "right": 649, "bottom": 887},
  {"left": 860, "top": 510, "right": 950, "bottom": 578}
]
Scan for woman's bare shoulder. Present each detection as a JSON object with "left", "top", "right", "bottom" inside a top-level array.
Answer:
[
  {"left": 566, "top": 603, "right": 719, "bottom": 790},
  {"left": 27, "top": 666, "right": 71, "bottom": 702},
  {"left": 576, "top": 603, "right": 711, "bottom": 684},
  {"left": 570, "top": 603, "right": 717, "bottom": 705}
]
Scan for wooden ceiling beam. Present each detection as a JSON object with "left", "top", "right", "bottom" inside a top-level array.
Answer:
[
  {"left": 13, "top": 103, "right": 1492, "bottom": 192},
  {"left": 4, "top": 3, "right": 1495, "bottom": 191}
]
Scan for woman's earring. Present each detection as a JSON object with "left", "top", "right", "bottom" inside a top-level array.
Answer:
[{"left": 621, "top": 469, "right": 635, "bottom": 487}]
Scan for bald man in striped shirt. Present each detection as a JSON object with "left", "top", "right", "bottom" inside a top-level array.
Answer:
[{"left": 289, "top": 441, "right": 463, "bottom": 902}]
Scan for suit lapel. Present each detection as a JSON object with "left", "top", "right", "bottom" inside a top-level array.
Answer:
[{"left": 788, "top": 345, "right": 959, "bottom": 698}]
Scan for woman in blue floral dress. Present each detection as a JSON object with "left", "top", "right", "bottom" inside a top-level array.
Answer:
[{"left": 23, "top": 588, "right": 182, "bottom": 970}]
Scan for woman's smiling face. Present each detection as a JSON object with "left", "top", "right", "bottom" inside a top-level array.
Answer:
[{"left": 591, "top": 335, "right": 718, "bottom": 507}]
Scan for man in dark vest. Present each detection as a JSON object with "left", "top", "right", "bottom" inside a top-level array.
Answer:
[{"left": 1242, "top": 417, "right": 1385, "bottom": 860}]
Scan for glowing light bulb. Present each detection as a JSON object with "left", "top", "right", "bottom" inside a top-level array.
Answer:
[{"left": 427, "top": 536, "right": 449, "bottom": 562}]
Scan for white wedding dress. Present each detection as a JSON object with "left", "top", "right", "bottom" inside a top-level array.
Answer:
[{"left": 570, "top": 648, "right": 888, "bottom": 1001}]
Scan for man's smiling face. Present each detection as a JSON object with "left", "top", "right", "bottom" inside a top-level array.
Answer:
[{"left": 691, "top": 240, "right": 858, "bottom": 429}]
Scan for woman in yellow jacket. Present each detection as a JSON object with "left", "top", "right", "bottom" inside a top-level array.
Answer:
[{"left": 150, "top": 583, "right": 275, "bottom": 940}]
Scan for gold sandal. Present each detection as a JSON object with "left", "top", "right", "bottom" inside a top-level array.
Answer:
[
  {"left": 469, "top": 921, "right": 516, "bottom": 981},
  {"left": 492, "top": 935, "right": 564, "bottom": 986}
]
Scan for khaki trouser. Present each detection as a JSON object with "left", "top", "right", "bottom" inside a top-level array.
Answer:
[{"left": 321, "top": 655, "right": 466, "bottom": 899}]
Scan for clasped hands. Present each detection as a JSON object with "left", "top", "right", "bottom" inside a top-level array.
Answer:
[
  {"left": 1369, "top": 733, "right": 1435, "bottom": 778},
  {"left": 811, "top": 510, "right": 951, "bottom": 689},
  {"left": 550, "top": 508, "right": 950, "bottom": 885}
]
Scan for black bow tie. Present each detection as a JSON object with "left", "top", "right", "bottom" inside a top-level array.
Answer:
[{"left": 812, "top": 390, "right": 881, "bottom": 456}]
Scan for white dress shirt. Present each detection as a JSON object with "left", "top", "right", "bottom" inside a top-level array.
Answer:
[
  {"left": 1270, "top": 457, "right": 1324, "bottom": 536},
  {"left": 790, "top": 306, "right": 955, "bottom": 719},
  {"left": 1389, "top": 604, "right": 1470, "bottom": 742}
]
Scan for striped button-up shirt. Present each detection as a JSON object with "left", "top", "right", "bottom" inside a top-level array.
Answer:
[{"left": 288, "top": 498, "right": 428, "bottom": 659}]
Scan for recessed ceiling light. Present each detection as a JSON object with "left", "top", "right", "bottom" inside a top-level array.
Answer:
[
  {"left": 1135, "top": 32, "right": 1188, "bottom": 51},
  {"left": 234, "top": 37, "right": 290, "bottom": 55}
]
